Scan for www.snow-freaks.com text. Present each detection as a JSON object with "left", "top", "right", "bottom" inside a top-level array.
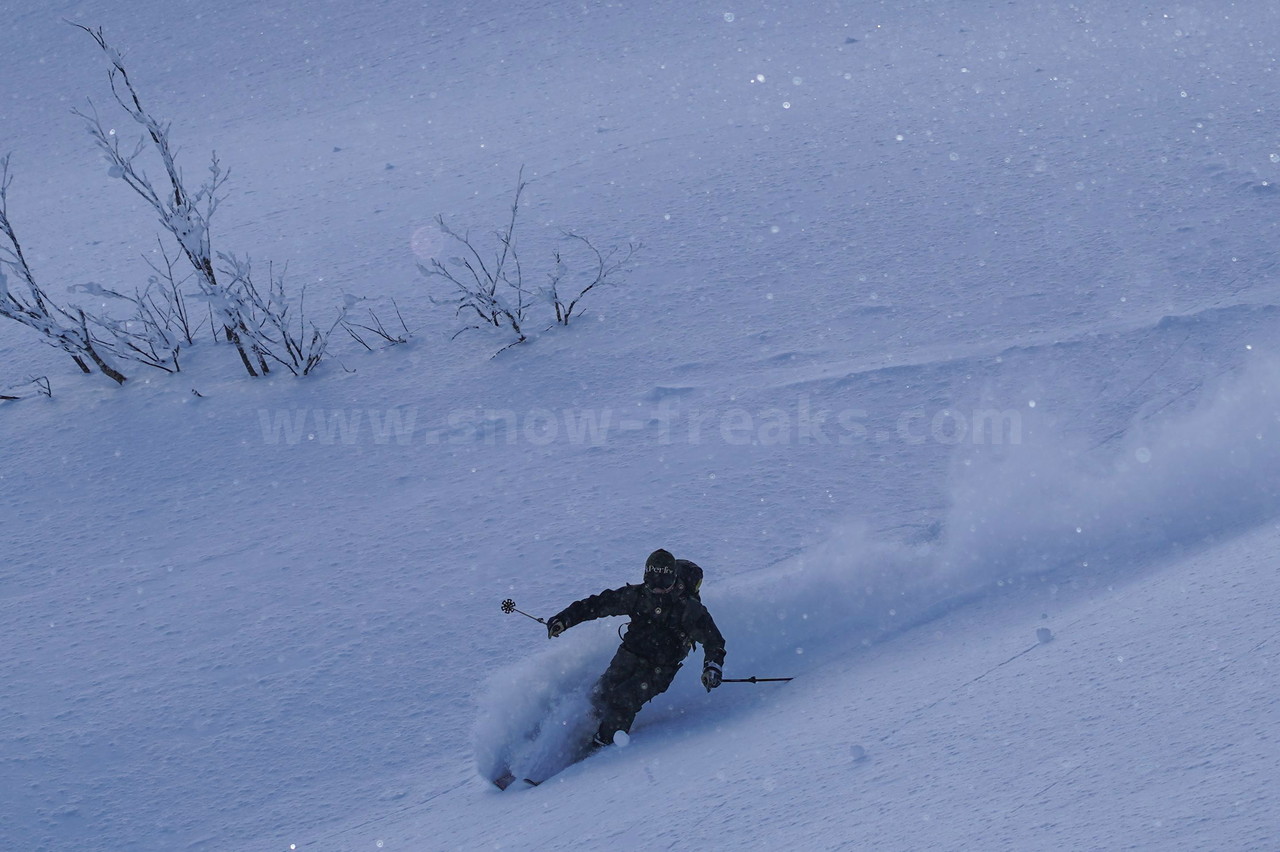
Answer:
[{"left": 255, "top": 397, "right": 1023, "bottom": 448}]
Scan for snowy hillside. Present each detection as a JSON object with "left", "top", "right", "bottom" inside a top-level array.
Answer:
[{"left": 3, "top": 2, "right": 1279, "bottom": 851}]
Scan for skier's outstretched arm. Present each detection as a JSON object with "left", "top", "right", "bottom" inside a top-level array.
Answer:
[{"left": 546, "top": 586, "right": 636, "bottom": 638}]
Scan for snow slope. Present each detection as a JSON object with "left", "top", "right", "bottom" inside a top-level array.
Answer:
[
  {"left": 398, "top": 519, "right": 1280, "bottom": 852},
  {"left": 3, "top": 1, "right": 1280, "bottom": 850}
]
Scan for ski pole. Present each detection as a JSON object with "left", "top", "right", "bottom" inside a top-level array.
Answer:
[
  {"left": 722, "top": 676, "right": 793, "bottom": 684},
  {"left": 501, "top": 598, "right": 546, "bottom": 625}
]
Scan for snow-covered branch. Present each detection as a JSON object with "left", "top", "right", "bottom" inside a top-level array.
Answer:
[
  {"left": 217, "top": 254, "right": 347, "bottom": 376},
  {"left": 0, "top": 155, "right": 129, "bottom": 384},
  {"left": 421, "top": 169, "right": 533, "bottom": 351},
  {"left": 546, "top": 233, "right": 640, "bottom": 326},
  {"left": 342, "top": 297, "right": 411, "bottom": 351},
  {"left": 0, "top": 375, "right": 51, "bottom": 401},
  {"left": 71, "top": 23, "right": 263, "bottom": 376},
  {"left": 67, "top": 23, "right": 347, "bottom": 379},
  {"left": 421, "top": 168, "right": 638, "bottom": 354}
]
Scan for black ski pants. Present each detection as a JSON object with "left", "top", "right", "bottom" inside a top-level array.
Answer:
[{"left": 591, "top": 646, "right": 681, "bottom": 743}]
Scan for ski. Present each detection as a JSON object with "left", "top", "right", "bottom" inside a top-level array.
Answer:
[{"left": 493, "top": 769, "right": 542, "bottom": 790}]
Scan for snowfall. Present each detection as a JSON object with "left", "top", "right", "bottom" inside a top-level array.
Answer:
[{"left": 3, "top": 1, "right": 1280, "bottom": 850}]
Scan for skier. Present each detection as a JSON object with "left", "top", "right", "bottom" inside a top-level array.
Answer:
[{"left": 546, "top": 548, "right": 726, "bottom": 748}]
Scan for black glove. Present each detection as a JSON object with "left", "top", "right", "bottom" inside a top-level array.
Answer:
[
  {"left": 701, "top": 662, "right": 722, "bottom": 691},
  {"left": 547, "top": 616, "right": 567, "bottom": 639}
]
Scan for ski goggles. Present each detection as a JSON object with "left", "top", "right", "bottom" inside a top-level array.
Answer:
[{"left": 644, "top": 564, "right": 676, "bottom": 590}]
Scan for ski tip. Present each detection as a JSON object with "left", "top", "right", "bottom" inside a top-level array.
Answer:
[{"left": 492, "top": 771, "right": 541, "bottom": 790}]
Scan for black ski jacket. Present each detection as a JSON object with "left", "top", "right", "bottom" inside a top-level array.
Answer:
[{"left": 554, "top": 584, "right": 726, "bottom": 668}]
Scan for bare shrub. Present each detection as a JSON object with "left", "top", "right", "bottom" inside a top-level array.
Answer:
[
  {"left": 421, "top": 169, "right": 638, "bottom": 354},
  {"left": 72, "top": 24, "right": 346, "bottom": 377}
]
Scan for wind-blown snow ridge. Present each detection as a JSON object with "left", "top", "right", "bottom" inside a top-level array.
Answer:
[{"left": 759, "top": 302, "right": 1280, "bottom": 399}]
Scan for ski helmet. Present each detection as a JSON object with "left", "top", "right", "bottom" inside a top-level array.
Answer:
[{"left": 644, "top": 548, "right": 677, "bottom": 590}]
